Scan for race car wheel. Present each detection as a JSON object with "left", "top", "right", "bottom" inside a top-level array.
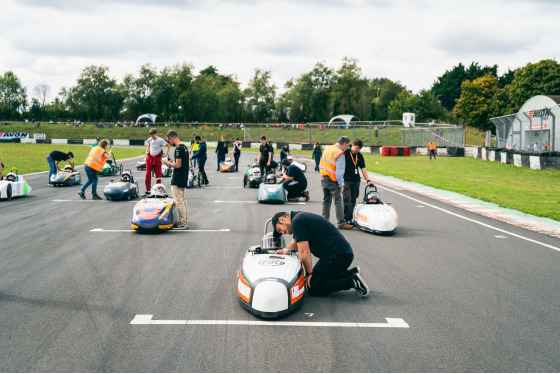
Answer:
[
  {"left": 301, "top": 163, "right": 307, "bottom": 172},
  {"left": 6, "top": 184, "right": 12, "bottom": 200},
  {"left": 243, "top": 174, "right": 248, "bottom": 187},
  {"left": 119, "top": 164, "right": 123, "bottom": 174}
]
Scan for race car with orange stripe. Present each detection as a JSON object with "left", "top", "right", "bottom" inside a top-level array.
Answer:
[
  {"left": 237, "top": 218, "right": 305, "bottom": 318},
  {"left": 131, "top": 184, "right": 178, "bottom": 231}
]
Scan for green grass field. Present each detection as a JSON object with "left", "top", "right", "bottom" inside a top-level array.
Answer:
[
  {"left": 0, "top": 143, "right": 146, "bottom": 175},
  {"left": 1, "top": 142, "right": 557, "bottom": 221},
  {"left": 0, "top": 122, "right": 485, "bottom": 146}
]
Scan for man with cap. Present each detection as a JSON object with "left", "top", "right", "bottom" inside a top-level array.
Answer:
[
  {"left": 271, "top": 211, "right": 369, "bottom": 297},
  {"left": 92, "top": 136, "right": 100, "bottom": 147},
  {"left": 278, "top": 158, "right": 309, "bottom": 201}
]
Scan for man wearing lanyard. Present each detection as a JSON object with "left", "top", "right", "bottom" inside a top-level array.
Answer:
[{"left": 343, "top": 138, "right": 375, "bottom": 226}]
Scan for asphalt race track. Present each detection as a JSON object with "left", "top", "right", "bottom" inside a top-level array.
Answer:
[{"left": 1, "top": 152, "right": 559, "bottom": 372}]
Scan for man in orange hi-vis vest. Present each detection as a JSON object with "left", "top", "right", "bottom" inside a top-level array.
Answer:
[
  {"left": 428, "top": 140, "right": 436, "bottom": 160},
  {"left": 320, "top": 136, "right": 353, "bottom": 229},
  {"left": 79, "top": 139, "right": 111, "bottom": 200}
]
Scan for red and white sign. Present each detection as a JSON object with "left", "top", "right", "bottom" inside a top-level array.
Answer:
[{"left": 530, "top": 124, "right": 548, "bottom": 130}]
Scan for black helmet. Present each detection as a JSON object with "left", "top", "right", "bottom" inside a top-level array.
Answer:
[{"left": 266, "top": 174, "right": 276, "bottom": 184}]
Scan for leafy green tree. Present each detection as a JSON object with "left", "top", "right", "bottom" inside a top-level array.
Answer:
[
  {"left": 432, "top": 62, "right": 497, "bottom": 111},
  {"left": 70, "top": 65, "right": 120, "bottom": 120},
  {"left": 455, "top": 74, "right": 498, "bottom": 131},
  {"left": 244, "top": 68, "right": 276, "bottom": 122},
  {"left": 387, "top": 89, "right": 445, "bottom": 122},
  {"left": 217, "top": 80, "right": 244, "bottom": 122},
  {"left": 503, "top": 59, "right": 560, "bottom": 113},
  {"left": 275, "top": 61, "right": 334, "bottom": 123},
  {"left": 330, "top": 57, "right": 370, "bottom": 119},
  {"left": 371, "top": 78, "right": 407, "bottom": 120},
  {"left": 0, "top": 71, "right": 27, "bottom": 119},
  {"left": 170, "top": 63, "right": 195, "bottom": 121}
]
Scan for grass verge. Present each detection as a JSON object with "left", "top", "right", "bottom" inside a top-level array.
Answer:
[{"left": 0, "top": 143, "right": 146, "bottom": 175}]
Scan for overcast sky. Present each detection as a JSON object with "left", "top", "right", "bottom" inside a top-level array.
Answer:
[{"left": 1, "top": 0, "right": 559, "bottom": 102}]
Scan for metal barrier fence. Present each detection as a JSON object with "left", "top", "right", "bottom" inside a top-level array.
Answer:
[{"left": 242, "top": 121, "right": 464, "bottom": 147}]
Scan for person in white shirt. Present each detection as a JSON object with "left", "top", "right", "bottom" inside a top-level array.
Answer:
[{"left": 145, "top": 128, "right": 170, "bottom": 195}]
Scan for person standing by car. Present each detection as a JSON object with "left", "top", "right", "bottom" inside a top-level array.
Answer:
[
  {"left": 191, "top": 133, "right": 199, "bottom": 168},
  {"left": 79, "top": 139, "right": 110, "bottom": 200},
  {"left": 163, "top": 130, "right": 189, "bottom": 230},
  {"left": 145, "top": 128, "right": 170, "bottom": 195},
  {"left": 343, "top": 137, "right": 375, "bottom": 226},
  {"left": 191, "top": 135, "right": 209, "bottom": 186},
  {"left": 312, "top": 143, "right": 322, "bottom": 172},
  {"left": 92, "top": 136, "right": 100, "bottom": 147},
  {"left": 278, "top": 158, "right": 309, "bottom": 201},
  {"left": 258, "top": 135, "right": 272, "bottom": 177},
  {"left": 46, "top": 150, "right": 74, "bottom": 185},
  {"left": 320, "top": 136, "right": 352, "bottom": 229},
  {"left": 233, "top": 138, "right": 242, "bottom": 172},
  {"left": 280, "top": 143, "right": 291, "bottom": 163},
  {"left": 215, "top": 135, "right": 228, "bottom": 171},
  {"left": 271, "top": 211, "right": 369, "bottom": 297}
]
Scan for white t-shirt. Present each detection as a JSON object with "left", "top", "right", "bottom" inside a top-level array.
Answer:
[{"left": 147, "top": 136, "right": 168, "bottom": 156}]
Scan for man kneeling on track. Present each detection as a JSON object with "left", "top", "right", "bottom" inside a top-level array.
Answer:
[
  {"left": 271, "top": 211, "right": 369, "bottom": 297},
  {"left": 278, "top": 158, "right": 309, "bottom": 202}
]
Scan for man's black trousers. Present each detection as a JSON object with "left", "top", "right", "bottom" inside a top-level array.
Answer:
[{"left": 308, "top": 254, "right": 355, "bottom": 296}]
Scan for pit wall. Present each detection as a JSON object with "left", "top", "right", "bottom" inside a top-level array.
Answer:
[{"left": 471, "top": 147, "right": 560, "bottom": 171}]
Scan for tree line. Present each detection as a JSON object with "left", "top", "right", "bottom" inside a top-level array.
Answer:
[{"left": 1, "top": 57, "right": 559, "bottom": 132}]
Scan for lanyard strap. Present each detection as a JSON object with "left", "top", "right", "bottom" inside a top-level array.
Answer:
[{"left": 350, "top": 152, "right": 358, "bottom": 168}]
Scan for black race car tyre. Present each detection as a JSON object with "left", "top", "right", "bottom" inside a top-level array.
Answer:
[
  {"left": 6, "top": 184, "right": 12, "bottom": 200},
  {"left": 243, "top": 174, "right": 248, "bottom": 187}
]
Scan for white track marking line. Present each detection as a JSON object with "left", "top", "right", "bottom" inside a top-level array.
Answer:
[
  {"left": 204, "top": 186, "right": 244, "bottom": 189},
  {"left": 53, "top": 199, "right": 137, "bottom": 202},
  {"left": 214, "top": 200, "right": 306, "bottom": 205},
  {"left": 380, "top": 185, "right": 560, "bottom": 252},
  {"left": 130, "top": 314, "right": 409, "bottom": 328},
  {"left": 90, "top": 228, "right": 230, "bottom": 233}
]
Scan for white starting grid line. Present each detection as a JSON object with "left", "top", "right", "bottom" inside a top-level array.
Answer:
[
  {"left": 90, "top": 228, "right": 230, "bottom": 233},
  {"left": 130, "top": 314, "right": 409, "bottom": 328},
  {"left": 214, "top": 200, "right": 306, "bottom": 205}
]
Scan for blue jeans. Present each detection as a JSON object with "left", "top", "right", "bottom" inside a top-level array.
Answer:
[
  {"left": 46, "top": 155, "right": 57, "bottom": 183},
  {"left": 81, "top": 165, "right": 99, "bottom": 196}
]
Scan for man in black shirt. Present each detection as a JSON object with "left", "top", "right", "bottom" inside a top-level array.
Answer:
[
  {"left": 278, "top": 158, "right": 309, "bottom": 201},
  {"left": 163, "top": 130, "right": 189, "bottom": 230},
  {"left": 46, "top": 150, "right": 74, "bottom": 184},
  {"left": 343, "top": 138, "right": 375, "bottom": 225},
  {"left": 272, "top": 211, "right": 369, "bottom": 297},
  {"left": 258, "top": 135, "right": 272, "bottom": 177},
  {"left": 215, "top": 135, "right": 228, "bottom": 171}
]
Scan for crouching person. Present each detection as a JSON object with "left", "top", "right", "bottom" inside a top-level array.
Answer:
[
  {"left": 278, "top": 158, "right": 309, "bottom": 201},
  {"left": 272, "top": 211, "right": 369, "bottom": 297}
]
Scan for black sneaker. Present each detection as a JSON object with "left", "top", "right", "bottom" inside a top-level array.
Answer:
[
  {"left": 353, "top": 273, "right": 369, "bottom": 297},
  {"left": 92, "top": 195, "right": 102, "bottom": 200},
  {"left": 78, "top": 191, "right": 86, "bottom": 199}
]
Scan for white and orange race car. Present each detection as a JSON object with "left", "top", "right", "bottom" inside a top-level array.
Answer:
[{"left": 237, "top": 218, "right": 305, "bottom": 318}]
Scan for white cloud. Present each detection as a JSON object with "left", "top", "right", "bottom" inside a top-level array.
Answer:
[{"left": 0, "top": 0, "right": 559, "bottom": 104}]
